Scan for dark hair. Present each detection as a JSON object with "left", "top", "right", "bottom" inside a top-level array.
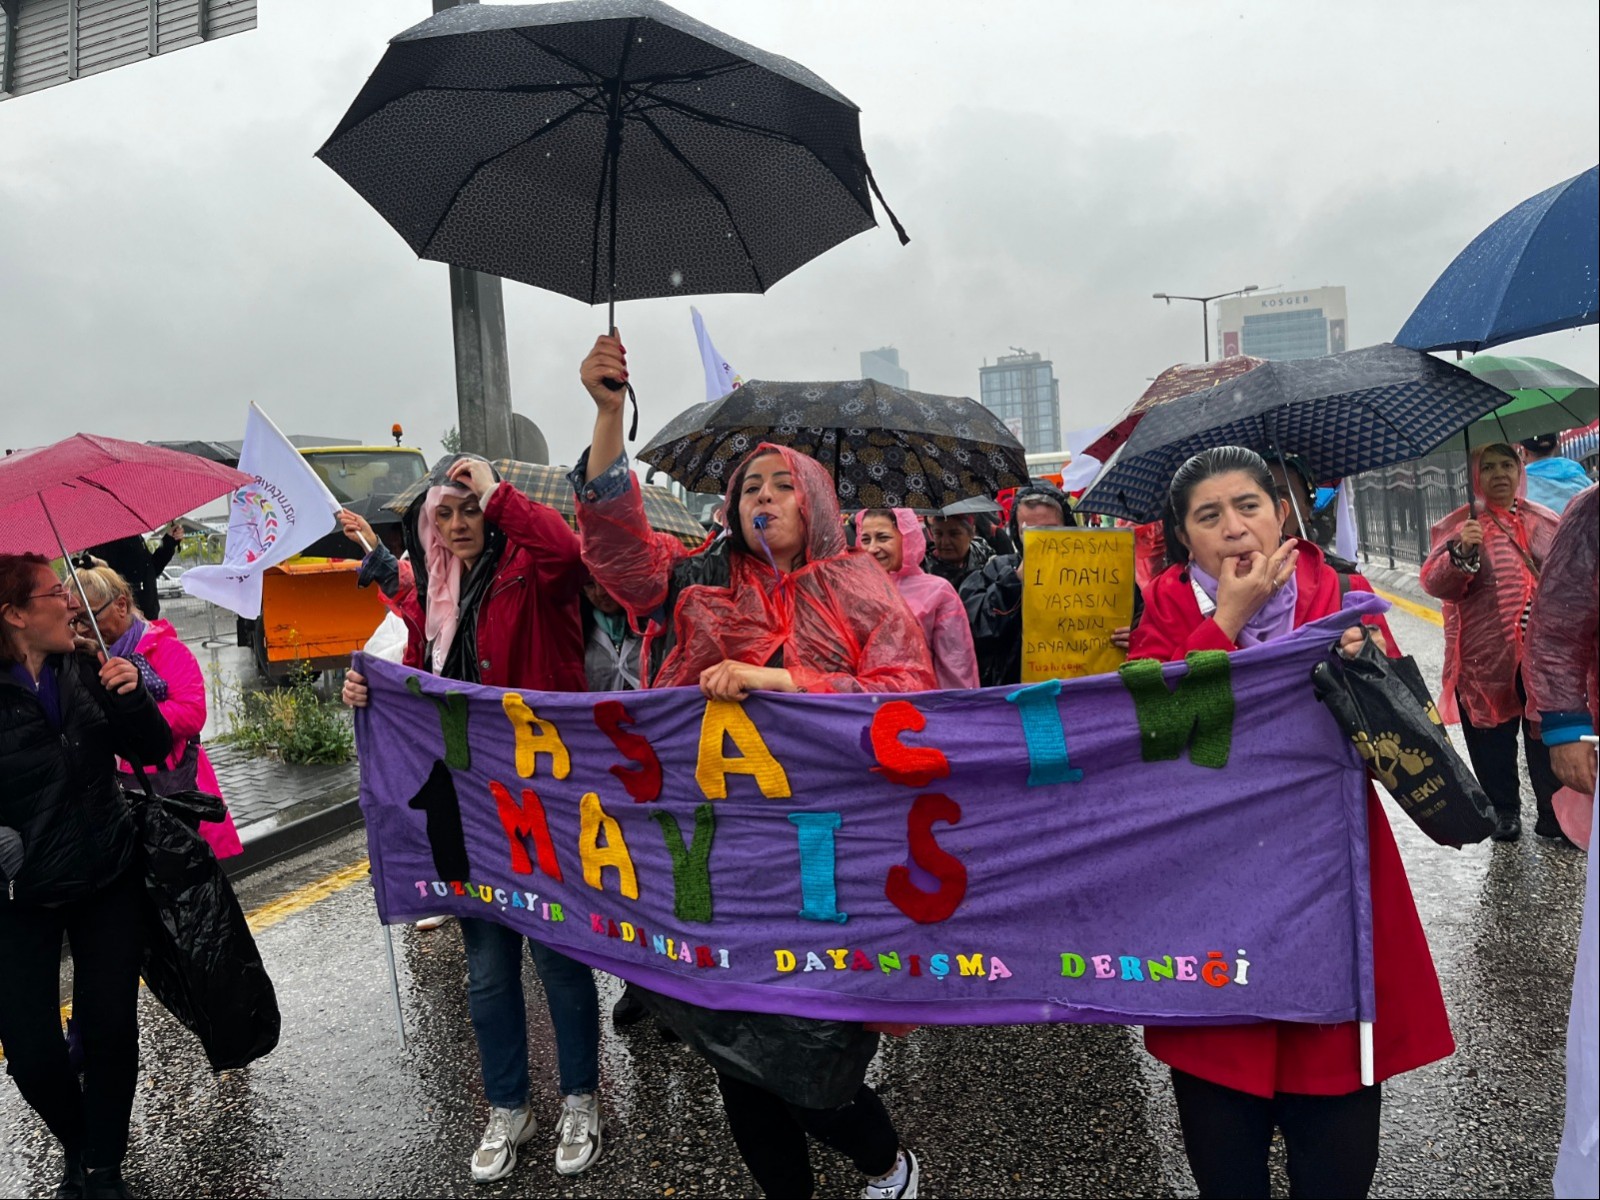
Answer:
[
  {"left": 857, "top": 508, "right": 897, "bottom": 525},
  {"left": 0, "top": 553, "right": 54, "bottom": 666},
  {"left": 1521, "top": 434, "right": 1559, "bottom": 456},
  {"left": 1163, "top": 447, "right": 1277, "bottom": 566}
]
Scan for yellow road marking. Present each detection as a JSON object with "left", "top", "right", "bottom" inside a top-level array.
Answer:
[
  {"left": 2, "top": 858, "right": 372, "bottom": 1061},
  {"left": 1373, "top": 587, "right": 1444, "bottom": 627}
]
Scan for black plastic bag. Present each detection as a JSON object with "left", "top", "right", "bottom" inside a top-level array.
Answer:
[
  {"left": 634, "top": 986, "right": 879, "bottom": 1109},
  {"left": 1311, "top": 631, "right": 1496, "bottom": 847},
  {"left": 126, "top": 775, "right": 281, "bottom": 1071}
]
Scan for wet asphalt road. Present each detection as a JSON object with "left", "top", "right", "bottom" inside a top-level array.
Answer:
[{"left": 1, "top": 600, "right": 1587, "bottom": 1199}]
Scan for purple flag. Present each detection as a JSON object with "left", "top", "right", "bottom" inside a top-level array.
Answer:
[{"left": 355, "top": 603, "right": 1379, "bottom": 1028}]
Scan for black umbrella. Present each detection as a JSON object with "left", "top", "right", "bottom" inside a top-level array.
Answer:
[
  {"left": 316, "top": 0, "right": 907, "bottom": 424},
  {"left": 637, "top": 378, "right": 1030, "bottom": 510},
  {"left": 1077, "top": 342, "right": 1514, "bottom": 524}
]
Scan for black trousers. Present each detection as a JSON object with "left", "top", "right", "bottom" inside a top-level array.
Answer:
[
  {"left": 1171, "top": 1069, "right": 1382, "bottom": 1199},
  {"left": 714, "top": 1071, "right": 900, "bottom": 1199},
  {"left": 1458, "top": 676, "right": 1560, "bottom": 824},
  {"left": 0, "top": 868, "right": 144, "bottom": 1171}
]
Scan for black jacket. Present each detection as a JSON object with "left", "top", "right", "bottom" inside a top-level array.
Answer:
[
  {"left": 86, "top": 533, "right": 180, "bottom": 619},
  {"left": 0, "top": 653, "right": 172, "bottom": 905},
  {"left": 958, "top": 481, "right": 1078, "bottom": 688}
]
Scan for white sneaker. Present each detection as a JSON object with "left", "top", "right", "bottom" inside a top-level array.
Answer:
[
  {"left": 861, "top": 1148, "right": 919, "bottom": 1199},
  {"left": 415, "top": 914, "right": 451, "bottom": 931},
  {"left": 554, "top": 1092, "right": 603, "bottom": 1176},
  {"left": 470, "top": 1105, "right": 535, "bottom": 1184}
]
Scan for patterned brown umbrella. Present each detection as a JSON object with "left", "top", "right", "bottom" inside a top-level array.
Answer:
[
  {"left": 637, "top": 378, "right": 1030, "bottom": 510},
  {"left": 1082, "top": 355, "right": 1267, "bottom": 464}
]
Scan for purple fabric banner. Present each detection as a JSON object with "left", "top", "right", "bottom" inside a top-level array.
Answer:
[{"left": 355, "top": 602, "right": 1380, "bottom": 1028}]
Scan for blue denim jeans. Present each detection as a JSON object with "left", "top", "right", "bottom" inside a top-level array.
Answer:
[{"left": 458, "top": 917, "right": 600, "bottom": 1106}]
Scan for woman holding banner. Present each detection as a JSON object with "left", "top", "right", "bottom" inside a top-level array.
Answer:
[
  {"left": 571, "top": 333, "right": 934, "bottom": 1200},
  {"left": 855, "top": 508, "right": 979, "bottom": 689},
  {"left": 1131, "top": 446, "right": 1453, "bottom": 1200},
  {"left": 339, "top": 457, "right": 605, "bottom": 1185}
]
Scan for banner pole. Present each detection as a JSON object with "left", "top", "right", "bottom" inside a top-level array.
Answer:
[
  {"left": 1360, "top": 1020, "right": 1374, "bottom": 1087},
  {"left": 383, "top": 924, "right": 407, "bottom": 1050}
]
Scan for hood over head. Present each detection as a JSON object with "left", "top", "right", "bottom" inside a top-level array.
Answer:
[
  {"left": 723, "top": 443, "right": 845, "bottom": 565},
  {"left": 850, "top": 507, "right": 928, "bottom": 580}
]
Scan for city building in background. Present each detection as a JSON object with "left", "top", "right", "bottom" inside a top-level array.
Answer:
[
  {"left": 1216, "top": 286, "right": 1348, "bottom": 360},
  {"left": 860, "top": 346, "right": 909, "bottom": 389},
  {"left": 979, "top": 350, "right": 1062, "bottom": 454}
]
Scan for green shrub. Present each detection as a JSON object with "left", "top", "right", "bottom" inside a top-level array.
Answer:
[{"left": 216, "top": 666, "right": 354, "bottom": 765}]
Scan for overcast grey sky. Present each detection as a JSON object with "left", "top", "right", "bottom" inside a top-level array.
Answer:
[{"left": 2, "top": 0, "right": 1596, "bottom": 469}]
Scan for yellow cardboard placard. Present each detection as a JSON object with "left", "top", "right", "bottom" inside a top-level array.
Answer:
[{"left": 1020, "top": 527, "right": 1137, "bottom": 682}]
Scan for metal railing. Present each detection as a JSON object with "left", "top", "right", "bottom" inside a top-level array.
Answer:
[{"left": 1351, "top": 450, "right": 1472, "bottom": 568}]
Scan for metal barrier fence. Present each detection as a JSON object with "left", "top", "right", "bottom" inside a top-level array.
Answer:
[{"left": 1351, "top": 450, "right": 1472, "bottom": 568}]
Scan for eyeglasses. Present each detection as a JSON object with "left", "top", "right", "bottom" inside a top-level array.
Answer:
[{"left": 28, "top": 585, "right": 73, "bottom": 602}]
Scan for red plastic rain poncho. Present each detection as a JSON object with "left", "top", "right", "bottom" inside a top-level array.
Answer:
[
  {"left": 1525, "top": 484, "right": 1600, "bottom": 730},
  {"left": 576, "top": 444, "right": 935, "bottom": 693},
  {"left": 1421, "top": 447, "right": 1562, "bottom": 727},
  {"left": 853, "top": 508, "right": 979, "bottom": 690}
]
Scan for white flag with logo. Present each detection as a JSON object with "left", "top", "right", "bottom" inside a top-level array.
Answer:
[
  {"left": 182, "top": 404, "right": 341, "bottom": 618},
  {"left": 692, "top": 306, "right": 742, "bottom": 402}
]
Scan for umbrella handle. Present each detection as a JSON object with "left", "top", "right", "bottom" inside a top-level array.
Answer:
[{"left": 600, "top": 325, "right": 639, "bottom": 440}]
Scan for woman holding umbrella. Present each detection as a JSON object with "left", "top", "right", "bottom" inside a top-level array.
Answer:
[
  {"left": 0, "top": 553, "right": 173, "bottom": 1200},
  {"left": 570, "top": 334, "right": 932, "bottom": 1200},
  {"left": 339, "top": 456, "right": 605, "bottom": 1184},
  {"left": 1421, "top": 443, "right": 1563, "bottom": 842},
  {"left": 1130, "top": 447, "right": 1453, "bottom": 1200}
]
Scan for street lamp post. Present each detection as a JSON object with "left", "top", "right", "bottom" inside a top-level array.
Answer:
[{"left": 1152, "top": 285, "right": 1260, "bottom": 361}]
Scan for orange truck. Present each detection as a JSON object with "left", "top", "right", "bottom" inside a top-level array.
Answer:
[{"left": 243, "top": 441, "right": 429, "bottom": 681}]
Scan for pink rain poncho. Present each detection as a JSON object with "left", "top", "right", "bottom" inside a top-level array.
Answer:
[
  {"left": 1524, "top": 483, "right": 1599, "bottom": 728},
  {"left": 577, "top": 443, "right": 935, "bottom": 694},
  {"left": 1420, "top": 446, "right": 1562, "bottom": 727},
  {"left": 853, "top": 508, "right": 979, "bottom": 689}
]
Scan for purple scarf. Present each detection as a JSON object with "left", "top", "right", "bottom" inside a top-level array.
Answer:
[
  {"left": 1188, "top": 559, "right": 1299, "bottom": 647},
  {"left": 107, "top": 618, "right": 167, "bottom": 700}
]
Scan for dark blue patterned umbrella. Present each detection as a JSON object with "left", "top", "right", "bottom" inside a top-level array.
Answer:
[{"left": 1077, "top": 343, "right": 1514, "bottom": 523}]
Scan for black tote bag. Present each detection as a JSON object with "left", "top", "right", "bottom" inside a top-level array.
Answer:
[{"left": 1310, "top": 630, "right": 1497, "bottom": 847}]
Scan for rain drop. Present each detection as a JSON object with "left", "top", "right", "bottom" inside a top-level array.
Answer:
[{"left": 669, "top": 270, "right": 684, "bottom": 287}]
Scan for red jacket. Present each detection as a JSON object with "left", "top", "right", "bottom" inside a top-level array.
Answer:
[
  {"left": 1131, "top": 542, "right": 1454, "bottom": 1097},
  {"left": 388, "top": 484, "right": 588, "bottom": 692}
]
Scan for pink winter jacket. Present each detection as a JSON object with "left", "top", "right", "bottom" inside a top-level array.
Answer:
[{"left": 119, "top": 620, "right": 243, "bottom": 859}]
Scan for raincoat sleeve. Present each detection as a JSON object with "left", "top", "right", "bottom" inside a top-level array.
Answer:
[
  {"left": 142, "top": 632, "right": 206, "bottom": 751},
  {"left": 1419, "top": 512, "right": 1477, "bottom": 603},
  {"left": 1525, "top": 485, "right": 1600, "bottom": 743},
  {"left": 926, "top": 581, "right": 980, "bottom": 689},
  {"left": 484, "top": 483, "right": 587, "bottom": 605},
  {"left": 570, "top": 449, "right": 689, "bottom": 622}
]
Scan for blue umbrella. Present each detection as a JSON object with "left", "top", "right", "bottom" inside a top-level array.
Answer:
[{"left": 1396, "top": 166, "right": 1598, "bottom": 353}]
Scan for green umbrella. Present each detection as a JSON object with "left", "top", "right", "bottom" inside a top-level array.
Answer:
[{"left": 1447, "top": 354, "right": 1598, "bottom": 447}]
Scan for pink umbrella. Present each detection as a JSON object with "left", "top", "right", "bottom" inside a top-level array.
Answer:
[
  {"left": 0, "top": 434, "right": 249, "bottom": 650},
  {"left": 1082, "top": 355, "right": 1268, "bottom": 464}
]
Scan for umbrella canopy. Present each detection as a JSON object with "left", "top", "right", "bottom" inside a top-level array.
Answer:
[
  {"left": 1077, "top": 343, "right": 1513, "bottom": 523},
  {"left": 0, "top": 435, "right": 250, "bottom": 557},
  {"left": 1081, "top": 355, "right": 1267, "bottom": 464},
  {"left": 385, "top": 458, "right": 706, "bottom": 548},
  {"left": 1445, "top": 353, "right": 1599, "bottom": 446},
  {"left": 1396, "top": 166, "right": 1599, "bottom": 353},
  {"left": 636, "top": 378, "right": 1030, "bottom": 510},
  {"left": 316, "top": 0, "right": 905, "bottom": 317}
]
